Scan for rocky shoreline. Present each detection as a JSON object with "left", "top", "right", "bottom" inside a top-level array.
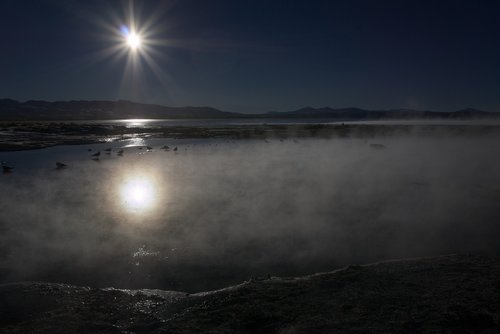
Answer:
[
  {"left": 1, "top": 122, "right": 500, "bottom": 151},
  {"left": 1, "top": 254, "right": 499, "bottom": 333}
]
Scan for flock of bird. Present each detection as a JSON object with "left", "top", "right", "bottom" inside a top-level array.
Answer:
[
  {"left": 2, "top": 160, "right": 68, "bottom": 174},
  {"left": 2, "top": 138, "right": 387, "bottom": 175},
  {"left": 1, "top": 145, "right": 179, "bottom": 174},
  {"left": 89, "top": 145, "right": 178, "bottom": 161},
  {"left": 1, "top": 139, "right": 388, "bottom": 175}
]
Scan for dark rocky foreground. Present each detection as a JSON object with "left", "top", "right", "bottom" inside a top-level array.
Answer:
[{"left": 1, "top": 254, "right": 499, "bottom": 333}]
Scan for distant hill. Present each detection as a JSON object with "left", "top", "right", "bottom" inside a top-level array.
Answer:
[
  {"left": 0, "top": 99, "right": 240, "bottom": 120},
  {"left": 0, "top": 99, "right": 497, "bottom": 121},
  {"left": 264, "top": 107, "right": 497, "bottom": 120}
]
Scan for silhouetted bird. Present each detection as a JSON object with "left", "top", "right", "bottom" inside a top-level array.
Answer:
[
  {"left": 117, "top": 149, "right": 124, "bottom": 156},
  {"left": 1, "top": 162, "right": 13, "bottom": 174},
  {"left": 173, "top": 146, "right": 178, "bottom": 151},
  {"left": 161, "top": 145, "right": 170, "bottom": 151},
  {"left": 56, "top": 162, "right": 67, "bottom": 169},
  {"left": 146, "top": 146, "right": 153, "bottom": 151}
]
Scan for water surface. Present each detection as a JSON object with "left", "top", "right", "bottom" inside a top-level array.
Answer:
[{"left": 1, "top": 136, "right": 499, "bottom": 292}]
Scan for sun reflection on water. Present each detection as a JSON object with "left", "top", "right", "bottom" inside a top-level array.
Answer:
[
  {"left": 124, "top": 119, "right": 150, "bottom": 127},
  {"left": 120, "top": 176, "right": 157, "bottom": 212},
  {"left": 124, "top": 137, "right": 146, "bottom": 147}
]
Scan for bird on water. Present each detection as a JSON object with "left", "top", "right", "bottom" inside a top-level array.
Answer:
[
  {"left": 1, "top": 162, "right": 13, "bottom": 174},
  {"left": 56, "top": 162, "right": 67, "bottom": 170}
]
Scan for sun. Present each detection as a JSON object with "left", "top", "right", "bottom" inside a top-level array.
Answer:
[
  {"left": 89, "top": 3, "right": 176, "bottom": 100},
  {"left": 119, "top": 25, "right": 144, "bottom": 52},
  {"left": 126, "top": 31, "right": 142, "bottom": 50}
]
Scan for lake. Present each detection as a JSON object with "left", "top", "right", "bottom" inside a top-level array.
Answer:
[{"left": 1, "top": 134, "right": 500, "bottom": 292}]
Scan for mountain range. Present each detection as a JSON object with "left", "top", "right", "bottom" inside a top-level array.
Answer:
[{"left": 0, "top": 99, "right": 497, "bottom": 121}]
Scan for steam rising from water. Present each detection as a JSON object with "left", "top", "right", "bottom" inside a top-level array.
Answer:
[{"left": 1, "top": 136, "right": 500, "bottom": 292}]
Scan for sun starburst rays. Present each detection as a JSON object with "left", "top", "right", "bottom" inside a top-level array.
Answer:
[{"left": 75, "top": 1, "right": 186, "bottom": 103}]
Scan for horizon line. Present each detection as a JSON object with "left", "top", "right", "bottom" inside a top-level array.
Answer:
[{"left": 0, "top": 98, "right": 495, "bottom": 114}]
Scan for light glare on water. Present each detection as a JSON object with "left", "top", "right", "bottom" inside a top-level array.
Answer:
[{"left": 120, "top": 176, "right": 157, "bottom": 213}]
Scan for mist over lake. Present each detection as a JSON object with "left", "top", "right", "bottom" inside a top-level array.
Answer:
[
  {"left": 2, "top": 134, "right": 499, "bottom": 292},
  {"left": 3, "top": 0, "right": 500, "bottom": 330}
]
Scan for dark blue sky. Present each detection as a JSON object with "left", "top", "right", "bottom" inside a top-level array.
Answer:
[{"left": 1, "top": 0, "right": 499, "bottom": 113}]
